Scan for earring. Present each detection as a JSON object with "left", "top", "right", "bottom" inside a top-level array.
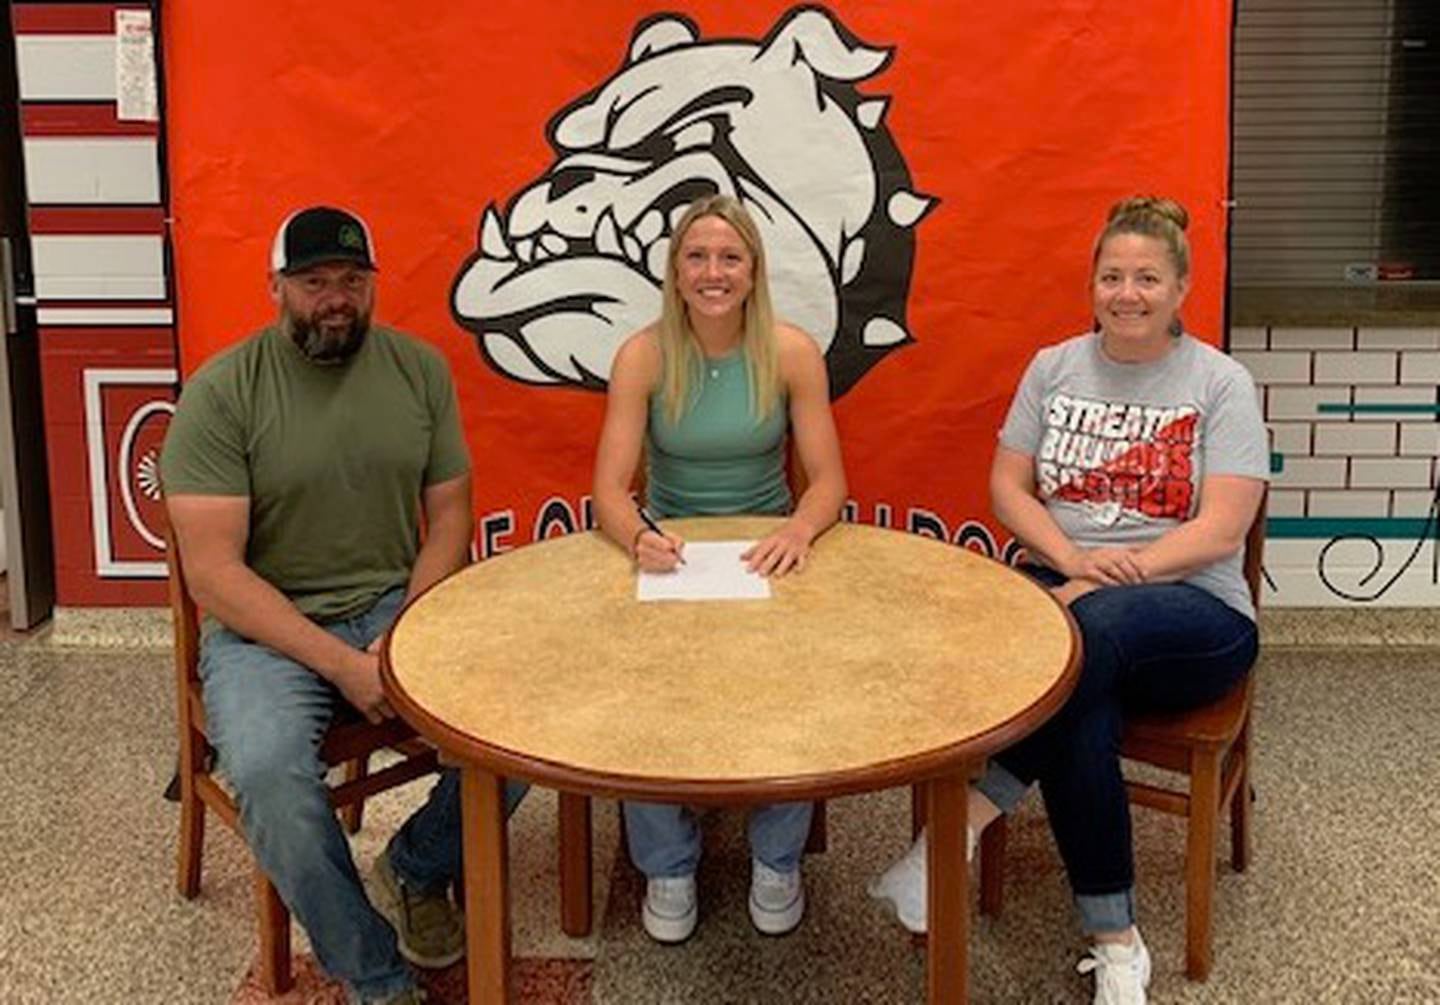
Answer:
[{"left": 1168, "top": 316, "right": 1183, "bottom": 337}]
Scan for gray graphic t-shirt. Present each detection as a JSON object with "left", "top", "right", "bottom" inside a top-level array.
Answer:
[{"left": 999, "top": 332, "right": 1269, "bottom": 618}]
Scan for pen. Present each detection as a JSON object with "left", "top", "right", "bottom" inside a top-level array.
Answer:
[{"left": 636, "top": 506, "right": 685, "bottom": 565}]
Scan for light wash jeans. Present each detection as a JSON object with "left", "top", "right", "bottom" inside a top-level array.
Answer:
[
  {"left": 199, "top": 586, "right": 528, "bottom": 1001},
  {"left": 977, "top": 569, "right": 1257, "bottom": 935},
  {"left": 623, "top": 801, "right": 813, "bottom": 878}
]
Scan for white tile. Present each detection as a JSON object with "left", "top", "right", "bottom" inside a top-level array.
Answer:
[
  {"left": 1227, "top": 326, "right": 1267, "bottom": 349},
  {"left": 23, "top": 138, "right": 161, "bottom": 205},
  {"left": 1313, "top": 351, "right": 1397, "bottom": 385},
  {"left": 1270, "top": 327, "right": 1354, "bottom": 350},
  {"left": 1267, "top": 489, "right": 1306, "bottom": 517},
  {"left": 31, "top": 234, "right": 166, "bottom": 301},
  {"left": 1357, "top": 327, "right": 1440, "bottom": 350},
  {"left": 1267, "top": 386, "right": 1349, "bottom": 422},
  {"left": 1351, "top": 457, "right": 1433, "bottom": 488},
  {"left": 1399, "top": 352, "right": 1440, "bottom": 385},
  {"left": 1234, "top": 351, "right": 1310, "bottom": 385},
  {"left": 1399, "top": 424, "right": 1440, "bottom": 457},
  {"left": 1312, "top": 423, "right": 1396, "bottom": 456},
  {"left": 37, "top": 306, "right": 173, "bottom": 325},
  {"left": 1393, "top": 490, "right": 1438, "bottom": 518},
  {"left": 1351, "top": 386, "right": 1438, "bottom": 422},
  {"left": 16, "top": 36, "right": 115, "bottom": 100},
  {"left": 1268, "top": 422, "right": 1312, "bottom": 455},
  {"left": 1272, "top": 456, "right": 1346, "bottom": 488},
  {"left": 1262, "top": 538, "right": 1329, "bottom": 564},
  {"left": 1265, "top": 563, "right": 1440, "bottom": 607},
  {"left": 1307, "top": 490, "right": 1389, "bottom": 518},
  {"left": 1355, "top": 386, "right": 1437, "bottom": 404}
]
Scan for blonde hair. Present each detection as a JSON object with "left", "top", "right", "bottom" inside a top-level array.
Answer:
[
  {"left": 1093, "top": 195, "right": 1191, "bottom": 280},
  {"left": 657, "top": 195, "right": 781, "bottom": 425}
]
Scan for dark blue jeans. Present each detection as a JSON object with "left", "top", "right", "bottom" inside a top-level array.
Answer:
[{"left": 977, "top": 567, "right": 1257, "bottom": 932}]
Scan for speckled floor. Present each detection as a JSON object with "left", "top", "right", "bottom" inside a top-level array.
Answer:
[{"left": 0, "top": 640, "right": 1436, "bottom": 1004}]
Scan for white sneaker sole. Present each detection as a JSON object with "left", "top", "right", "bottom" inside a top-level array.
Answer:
[
  {"left": 749, "top": 887, "right": 805, "bottom": 936},
  {"left": 642, "top": 900, "right": 698, "bottom": 944}
]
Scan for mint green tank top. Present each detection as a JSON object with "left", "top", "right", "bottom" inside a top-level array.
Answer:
[{"left": 646, "top": 351, "right": 790, "bottom": 518}]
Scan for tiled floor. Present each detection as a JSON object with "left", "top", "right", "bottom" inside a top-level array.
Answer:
[{"left": 1, "top": 640, "right": 1437, "bottom": 1003}]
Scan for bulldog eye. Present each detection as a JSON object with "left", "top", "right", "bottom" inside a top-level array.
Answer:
[{"left": 548, "top": 165, "right": 595, "bottom": 202}]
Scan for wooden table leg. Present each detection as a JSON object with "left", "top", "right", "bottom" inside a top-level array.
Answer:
[
  {"left": 926, "top": 770, "right": 969, "bottom": 1004},
  {"left": 461, "top": 765, "right": 510, "bottom": 1003},
  {"left": 558, "top": 792, "right": 593, "bottom": 936}
]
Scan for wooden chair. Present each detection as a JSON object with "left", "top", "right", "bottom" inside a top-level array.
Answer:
[
  {"left": 972, "top": 491, "right": 1268, "bottom": 981},
  {"left": 166, "top": 523, "right": 441, "bottom": 995}
]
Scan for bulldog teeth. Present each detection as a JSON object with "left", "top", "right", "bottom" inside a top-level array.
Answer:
[
  {"left": 888, "top": 190, "right": 936, "bottom": 228},
  {"left": 595, "top": 211, "right": 623, "bottom": 257},
  {"left": 635, "top": 209, "right": 664, "bottom": 245},
  {"left": 541, "top": 233, "right": 568, "bottom": 256},
  {"left": 622, "top": 233, "right": 643, "bottom": 264},
  {"left": 480, "top": 205, "right": 512, "bottom": 260},
  {"left": 863, "top": 318, "right": 909, "bottom": 347},
  {"left": 669, "top": 205, "right": 688, "bottom": 232},
  {"left": 516, "top": 237, "right": 534, "bottom": 264},
  {"left": 856, "top": 98, "right": 889, "bottom": 130}
]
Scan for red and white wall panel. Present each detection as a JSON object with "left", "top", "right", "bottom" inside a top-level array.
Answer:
[{"left": 14, "top": 2, "right": 172, "bottom": 605}]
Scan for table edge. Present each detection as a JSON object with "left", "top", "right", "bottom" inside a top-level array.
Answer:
[{"left": 379, "top": 530, "right": 1083, "bottom": 803}]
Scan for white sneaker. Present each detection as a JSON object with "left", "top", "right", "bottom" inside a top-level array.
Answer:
[
  {"left": 642, "top": 875, "right": 698, "bottom": 943},
  {"left": 748, "top": 860, "right": 805, "bottom": 935},
  {"left": 866, "top": 824, "right": 977, "bottom": 934},
  {"left": 1077, "top": 929, "right": 1151, "bottom": 1005}
]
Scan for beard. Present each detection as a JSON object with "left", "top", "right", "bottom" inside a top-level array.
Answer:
[{"left": 283, "top": 304, "right": 372, "bottom": 363}]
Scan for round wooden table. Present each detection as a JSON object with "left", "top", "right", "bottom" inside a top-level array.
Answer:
[{"left": 382, "top": 517, "right": 1079, "bottom": 1003}]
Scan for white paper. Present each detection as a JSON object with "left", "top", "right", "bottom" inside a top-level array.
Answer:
[
  {"left": 636, "top": 541, "right": 772, "bottom": 602},
  {"left": 115, "top": 11, "right": 158, "bottom": 122}
]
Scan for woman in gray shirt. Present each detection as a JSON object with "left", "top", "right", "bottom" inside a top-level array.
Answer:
[{"left": 872, "top": 197, "right": 1268, "bottom": 1005}]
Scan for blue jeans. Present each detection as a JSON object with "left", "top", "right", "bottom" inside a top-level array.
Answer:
[
  {"left": 977, "top": 568, "right": 1257, "bottom": 934},
  {"left": 624, "top": 801, "right": 813, "bottom": 878},
  {"left": 199, "top": 586, "right": 528, "bottom": 1001}
]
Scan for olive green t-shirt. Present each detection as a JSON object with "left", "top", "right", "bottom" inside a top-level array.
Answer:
[{"left": 160, "top": 324, "right": 471, "bottom": 622}]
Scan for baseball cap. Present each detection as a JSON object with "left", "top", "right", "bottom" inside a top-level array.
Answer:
[{"left": 270, "top": 206, "right": 378, "bottom": 274}]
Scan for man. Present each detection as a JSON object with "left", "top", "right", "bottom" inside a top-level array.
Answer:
[{"left": 162, "top": 206, "right": 525, "bottom": 1005}]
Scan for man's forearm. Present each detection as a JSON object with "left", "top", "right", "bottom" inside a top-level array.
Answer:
[
  {"left": 403, "top": 513, "right": 472, "bottom": 603},
  {"left": 189, "top": 560, "right": 365, "bottom": 683}
]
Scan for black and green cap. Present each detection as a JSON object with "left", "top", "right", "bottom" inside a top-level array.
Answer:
[{"left": 270, "top": 206, "right": 377, "bottom": 274}]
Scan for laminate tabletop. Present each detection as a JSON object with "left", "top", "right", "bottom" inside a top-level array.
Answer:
[{"left": 384, "top": 516, "right": 1078, "bottom": 801}]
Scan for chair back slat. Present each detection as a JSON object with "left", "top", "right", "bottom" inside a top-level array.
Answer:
[
  {"left": 163, "top": 519, "right": 201, "bottom": 688},
  {"left": 1242, "top": 488, "right": 1269, "bottom": 611}
]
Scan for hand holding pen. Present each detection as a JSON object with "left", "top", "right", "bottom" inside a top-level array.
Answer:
[{"left": 633, "top": 506, "right": 686, "bottom": 570}]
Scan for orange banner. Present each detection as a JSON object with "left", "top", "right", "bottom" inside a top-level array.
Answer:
[{"left": 163, "top": 2, "right": 1231, "bottom": 557}]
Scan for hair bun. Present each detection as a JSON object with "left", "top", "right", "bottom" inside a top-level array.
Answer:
[{"left": 1108, "top": 196, "right": 1189, "bottom": 232}]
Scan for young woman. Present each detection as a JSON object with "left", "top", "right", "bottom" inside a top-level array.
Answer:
[
  {"left": 591, "top": 194, "right": 847, "bottom": 942},
  {"left": 871, "top": 196, "right": 1267, "bottom": 1005}
]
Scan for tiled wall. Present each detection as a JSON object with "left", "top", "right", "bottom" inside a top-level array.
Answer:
[
  {"left": 1233, "top": 326, "right": 1440, "bottom": 607},
  {"left": 15, "top": 3, "right": 174, "bottom": 605}
]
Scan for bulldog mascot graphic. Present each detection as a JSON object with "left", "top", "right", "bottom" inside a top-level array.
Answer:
[{"left": 452, "top": 5, "right": 935, "bottom": 397}]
